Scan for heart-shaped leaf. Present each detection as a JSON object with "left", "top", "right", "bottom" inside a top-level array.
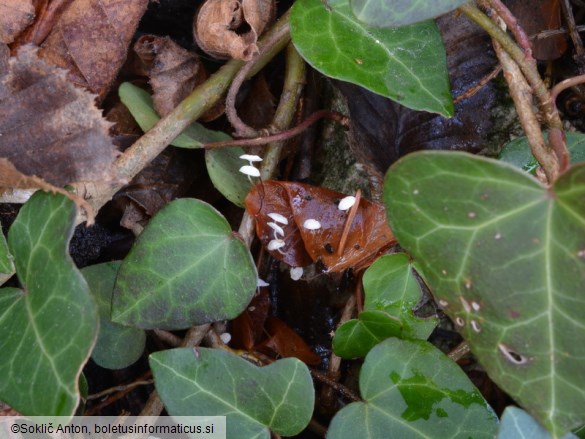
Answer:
[
  {"left": 205, "top": 146, "right": 253, "bottom": 207},
  {"left": 333, "top": 310, "right": 402, "bottom": 358},
  {"left": 498, "top": 407, "right": 579, "bottom": 439},
  {"left": 334, "top": 253, "right": 437, "bottom": 358},
  {"left": 150, "top": 347, "right": 314, "bottom": 438},
  {"left": 328, "top": 338, "right": 498, "bottom": 439},
  {"left": 0, "top": 229, "right": 14, "bottom": 285},
  {"left": 499, "top": 131, "right": 585, "bottom": 173},
  {"left": 384, "top": 151, "right": 585, "bottom": 436},
  {"left": 290, "top": 0, "right": 453, "bottom": 116},
  {"left": 0, "top": 192, "right": 98, "bottom": 417},
  {"left": 350, "top": 0, "right": 468, "bottom": 27},
  {"left": 112, "top": 198, "right": 257, "bottom": 329},
  {"left": 82, "top": 262, "right": 146, "bottom": 369},
  {"left": 119, "top": 82, "right": 229, "bottom": 148}
]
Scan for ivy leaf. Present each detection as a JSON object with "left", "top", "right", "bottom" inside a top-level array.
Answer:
[
  {"left": 82, "top": 262, "right": 146, "bottom": 369},
  {"left": 498, "top": 407, "right": 579, "bottom": 439},
  {"left": 150, "top": 347, "right": 314, "bottom": 438},
  {"left": 0, "top": 192, "right": 98, "bottom": 417},
  {"left": 119, "top": 82, "right": 227, "bottom": 148},
  {"left": 384, "top": 151, "right": 585, "bottom": 436},
  {"left": 112, "top": 198, "right": 257, "bottom": 329},
  {"left": 350, "top": 0, "right": 468, "bottom": 27},
  {"left": 328, "top": 338, "right": 498, "bottom": 439},
  {"left": 499, "top": 131, "right": 585, "bottom": 174},
  {"left": 0, "top": 228, "right": 14, "bottom": 285},
  {"left": 290, "top": 0, "right": 453, "bottom": 116},
  {"left": 334, "top": 253, "right": 437, "bottom": 358},
  {"left": 205, "top": 146, "right": 253, "bottom": 207}
]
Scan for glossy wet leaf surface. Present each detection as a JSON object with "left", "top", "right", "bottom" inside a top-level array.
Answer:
[
  {"left": 0, "top": 230, "right": 14, "bottom": 285},
  {"left": 0, "top": 192, "right": 98, "bottom": 417},
  {"left": 384, "top": 151, "right": 585, "bottom": 436},
  {"left": 112, "top": 198, "right": 257, "bottom": 329},
  {"left": 334, "top": 253, "right": 437, "bottom": 358},
  {"left": 245, "top": 181, "right": 395, "bottom": 272},
  {"left": 350, "top": 0, "right": 468, "bottom": 27},
  {"left": 327, "top": 338, "right": 498, "bottom": 439},
  {"left": 82, "top": 262, "right": 146, "bottom": 369},
  {"left": 150, "top": 347, "right": 314, "bottom": 438},
  {"left": 290, "top": 0, "right": 453, "bottom": 116},
  {"left": 499, "top": 131, "right": 585, "bottom": 173},
  {"left": 498, "top": 407, "right": 579, "bottom": 439}
]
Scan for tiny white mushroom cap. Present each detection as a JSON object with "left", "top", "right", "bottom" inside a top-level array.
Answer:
[
  {"left": 219, "top": 333, "right": 232, "bottom": 344},
  {"left": 239, "top": 165, "right": 260, "bottom": 177},
  {"left": 267, "top": 222, "right": 285, "bottom": 237},
  {"left": 338, "top": 196, "right": 356, "bottom": 211},
  {"left": 267, "top": 239, "right": 286, "bottom": 251},
  {"left": 267, "top": 212, "right": 288, "bottom": 225},
  {"left": 303, "top": 219, "right": 321, "bottom": 230},
  {"left": 257, "top": 278, "right": 270, "bottom": 287},
  {"left": 290, "top": 267, "right": 303, "bottom": 281},
  {"left": 239, "top": 154, "right": 263, "bottom": 162}
]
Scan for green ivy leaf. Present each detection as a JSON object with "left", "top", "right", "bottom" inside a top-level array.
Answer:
[
  {"left": 290, "top": 0, "right": 453, "bottom": 116},
  {"left": 119, "top": 82, "right": 229, "bottom": 148},
  {"left": 112, "top": 198, "right": 257, "bottom": 329},
  {"left": 384, "top": 151, "right": 585, "bottom": 436},
  {"left": 498, "top": 407, "right": 579, "bottom": 439},
  {"left": 328, "top": 338, "right": 498, "bottom": 439},
  {"left": 499, "top": 131, "right": 585, "bottom": 173},
  {"left": 82, "top": 262, "right": 146, "bottom": 369},
  {"left": 205, "top": 146, "right": 253, "bottom": 207},
  {"left": 351, "top": 0, "right": 468, "bottom": 27},
  {"left": 0, "top": 192, "right": 98, "bottom": 417},
  {"left": 333, "top": 310, "right": 402, "bottom": 358},
  {"left": 334, "top": 254, "right": 437, "bottom": 358},
  {"left": 150, "top": 347, "right": 314, "bottom": 438},
  {"left": 0, "top": 228, "right": 14, "bottom": 285}
]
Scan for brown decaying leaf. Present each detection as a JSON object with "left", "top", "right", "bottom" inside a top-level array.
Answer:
[
  {"left": 0, "top": 158, "right": 95, "bottom": 224},
  {"left": 231, "top": 289, "right": 271, "bottom": 350},
  {"left": 134, "top": 35, "right": 207, "bottom": 118},
  {"left": 38, "top": 0, "right": 148, "bottom": 99},
  {"left": 193, "top": 0, "right": 274, "bottom": 61},
  {"left": 0, "top": 45, "right": 117, "bottom": 188},
  {"left": 245, "top": 181, "right": 395, "bottom": 272},
  {"left": 255, "top": 316, "right": 321, "bottom": 366},
  {"left": 0, "top": 0, "right": 34, "bottom": 44}
]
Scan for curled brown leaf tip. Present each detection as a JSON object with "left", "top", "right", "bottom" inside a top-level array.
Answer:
[{"left": 193, "top": 0, "right": 274, "bottom": 61}]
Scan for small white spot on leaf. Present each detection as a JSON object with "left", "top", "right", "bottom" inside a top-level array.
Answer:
[
  {"left": 338, "top": 196, "right": 356, "bottom": 210},
  {"left": 494, "top": 233, "right": 502, "bottom": 240},
  {"left": 267, "top": 239, "right": 285, "bottom": 251},
  {"left": 220, "top": 333, "right": 232, "bottom": 344},
  {"left": 470, "top": 320, "right": 481, "bottom": 333},
  {"left": 498, "top": 344, "right": 530, "bottom": 365},
  {"left": 455, "top": 317, "right": 465, "bottom": 326},
  {"left": 468, "top": 211, "right": 477, "bottom": 218},
  {"left": 290, "top": 267, "right": 303, "bottom": 281},
  {"left": 471, "top": 301, "right": 480, "bottom": 311},
  {"left": 303, "top": 219, "right": 321, "bottom": 230},
  {"left": 413, "top": 189, "right": 419, "bottom": 195},
  {"left": 438, "top": 299, "right": 448, "bottom": 308},
  {"left": 267, "top": 212, "right": 288, "bottom": 225},
  {"left": 460, "top": 297, "right": 471, "bottom": 313}
]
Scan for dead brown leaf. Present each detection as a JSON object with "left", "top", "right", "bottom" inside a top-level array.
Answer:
[
  {"left": 38, "top": 0, "right": 148, "bottom": 99},
  {"left": 0, "top": 45, "right": 117, "bottom": 188},
  {"left": 134, "top": 35, "right": 206, "bottom": 117},
  {"left": 194, "top": 0, "right": 274, "bottom": 61},
  {"left": 0, "top": 0, "right": 35, "bottom": 44}
]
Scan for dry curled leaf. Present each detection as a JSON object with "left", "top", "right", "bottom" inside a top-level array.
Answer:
[
  {"left": 39, "top": 0, "right": 148, "bottom": 98},
  {"left": 0, "top": 0, "right": 34, "bottom": 44},
  {"left": 245, "top": 181, "right": 395, "bottom": 272},
  {"left": 134, "top": 35, "right": 207, "bottom": 117},
  {"left": 194, "top": 0, "right": 274, "bottom": 61},
  {"left": 0, "top": 45, "right": 117, "bottom": 188}
]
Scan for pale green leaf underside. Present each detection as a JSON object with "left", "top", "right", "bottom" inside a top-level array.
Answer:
[
  {"left": 498, "top": 407, "right": 579, "bottom": 439},
  {"left": 0, "top": 228, "right": 14, "bottom": 285},
  {"left": 351, "top": 0, "right": 468, "bottom": 27},
  {"left": 328, "top": 338, "right": 498, "bottom": 439},
  {"left": 205, "top": 146, "right": 253, "bottom": 207},
  {"left": 119, "top": 82, "right": 229, "bottom": 148},
  {"left": 150, "top": 348, "right": 314, "bottom": 438},
  {"left": 290, "top": 0, "right": 453, "bottom": 116},
  {"left": 112, "top": 198, "right": 257, "bottom": 329},
  {"left": 82, "top": 262, "right": 146, "bottom": 369},
  {"left": 0, "top": 192, "right": 98, "bottom": 417},
  {"left": 384, "top": 151, "right": 585, "bottom": 436}
]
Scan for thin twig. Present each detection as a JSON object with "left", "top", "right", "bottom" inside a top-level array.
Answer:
[
  {"left": 453, "top": 65, "right": 502, "bottom": 104},
  {"left": 87, "top": 379, "right": 154, "bottom": 401},
  {"left": 204, "top": 110, "right": 348, "bottom": 149},
  {"left": 482, "top": 0, "right": 533, "bottom": 57},
  {"left": 550, "top": 74, "right": 585, "bottom": 106},
  {"left": 225, "top": 22, "right": 291, "bottom": 138},
  {"left": 448, "top": 341, "right": 471, "bottom": 362},
  {"left": 337, "top": 189, "right": 361, "bottom": 257},
  {"left": 310, "top": 369, "right": 361, "bottom": 402},
  {"left": 561, "top": 0, "right": 585, "bottom": 70}
]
